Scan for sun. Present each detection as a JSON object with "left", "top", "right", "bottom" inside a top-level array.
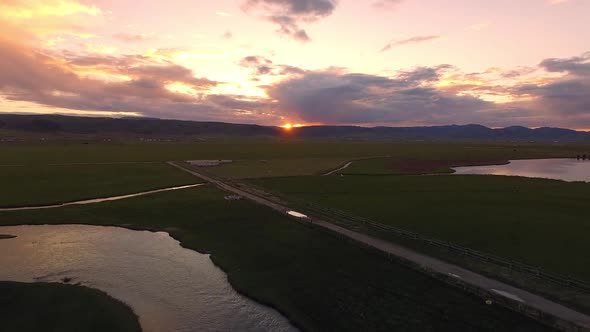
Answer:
[{"left": 281, "top": 123, "right": 305, "bottom": 130}]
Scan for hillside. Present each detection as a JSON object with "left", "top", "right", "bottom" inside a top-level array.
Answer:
[{"left": 1, "top": 114, "right": 589, "bottom": 142}]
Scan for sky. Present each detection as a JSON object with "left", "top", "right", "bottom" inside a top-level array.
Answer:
[{"left": 0, "top": 0, "right": 589, "bottom": 129}]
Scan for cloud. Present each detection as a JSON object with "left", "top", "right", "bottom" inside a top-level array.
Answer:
[
  {"left": 539, "top": 52, "right": 590, "bottom": 77},
  {"left": 112, "top": 33, "right": 154, "bottom": 42},
  {"left": 239, "top": 55, "right": 306, "bottom": 76},
  {"left": 509, "top": 53, "right": 590, "bottom": 125},
  {"left": 0, "top": 0, "right": 103, "bottom": 38},
  {"left": 469, "top": 22, "right": 490, "bottom": 31},
  {"left": 265, "top": 66, "right": 512, "bottom": 125},
  {"left": 0, "top": 34, "right": 275, "bottom": 123},
  {"left": 241, "top": 0, "right": 337, "bottom": 42},
  {"left": 2, "top": 16, "right": 590, "bottom": 129},
  {"left": 548, "top": 0, "right": 568, "bottom": 5},
  {"left": 240, "top": 55, "right": 275, "bottom": 75},
  {"left": 263, "top": 52, "right": 590, "bottom": 128},
  {"left": 500, "top": 66, "right": 537, "bottom": 79},
  {"left": 222, "top": 31, "right": 233, "bottom": 39},
  {"left": 373, "top": 0, "right": 404, "bottom": 9},
  {"left": 381, "top": 35, "right": 440, "bottom": 52}
]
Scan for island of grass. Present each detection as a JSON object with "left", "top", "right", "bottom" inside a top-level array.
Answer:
[
  {"left": 0, "top": 281, "right": 141, "bottom": 332},
  {"left": 0, "top": 234, "right": 16, "bottom": 239},
  {"left": 0, "top": 186, "right": 554, "bottom": 331}
]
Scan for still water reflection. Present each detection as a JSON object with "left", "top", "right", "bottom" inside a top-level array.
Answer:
[
  {"left": 0, "top": 225, "right": 297, "bottom": 332},
  {"left": 453, "top": 159, "right": 590, "bottom": 182}
]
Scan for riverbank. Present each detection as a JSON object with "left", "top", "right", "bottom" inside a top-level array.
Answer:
[
  {"left": 0, "top": 186, "right": 554, "bottom": 331},
  {"left": 0, "top": 281, "right": 141, "bottom": 332}
]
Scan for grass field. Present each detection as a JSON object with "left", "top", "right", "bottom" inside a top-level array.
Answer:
[
  {"left": 251, "top": 174, "right": 590, "bottom": 281},
  {"left": 1, "top": 141, "right": 587, "bottom": 182},
  {"left": 0, "top": 186, "right": 552, "bottom": 332},
  {"left": 1, "top": 141, "right": 587, "bottom": 330},
  {"left": 1, "top": 141, "right": 587, "bottom": 165},
  {"left": 205, "top": 158, "right": 348, "bottom": 178},
  {"left": 0, "top": 281, "right": 141, "bottom": 332},
  {"left": 0, "top": 163, "right": 197, "bottom": 207}
]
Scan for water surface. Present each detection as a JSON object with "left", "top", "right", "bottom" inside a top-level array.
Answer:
[
  {"left": 453, "top": 159, "right": 590, "bottom": 182},
  {"left": 0, "top": 225, "right": 297, "bottom": 332}
]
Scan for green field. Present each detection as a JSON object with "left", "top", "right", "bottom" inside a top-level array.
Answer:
[
  {"left": 251, "top": 174, "right": 590, "bottom": 280},
  {"left": 205, "top": 158, "right": 348, "bottom": 178},
  {"left": 1, "top": 141, "right": 587, "bottom": 183},
  {"left": 0, "top": 281, "right": 141, "bottom": 332},
  {"left": 0, "top": 186, "right": 552, "bottom": 331},
  {"left": 0, "top": 163, "right": 197, "bottom": 207},
  {"left": 0, "top": 141, "right": 585, "bottom": 164},
  {"left": 2, "top": 141, "right": 588, "bottom": 330}
]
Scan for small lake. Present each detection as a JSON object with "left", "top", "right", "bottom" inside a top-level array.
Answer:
[
  {"left": 0, "top": 225, "right": 297, "bottom": 332},
  {"left": 453, "top": 159, "right": 590, "bottom": 182}
]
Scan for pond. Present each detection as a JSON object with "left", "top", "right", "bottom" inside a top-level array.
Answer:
[
  {"left": 452, "top": 159, "right": 590, "bottom": 182},
  {"left": 0, "top": 225, "right": 297, "bottom": 332}
]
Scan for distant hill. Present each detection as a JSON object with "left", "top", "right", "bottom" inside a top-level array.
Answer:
[
  {"left": 0, "top": 114, "right": 589, "bottom": 142},
  {"left": 0, "top": 114, "right": 278, "bottom": 138},
  {"left": 293, "top": 124, "right": 590, "bottom": 141}
]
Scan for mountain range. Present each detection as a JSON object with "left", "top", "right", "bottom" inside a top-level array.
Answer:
[{"left": 1, "top": 114, "right": 589, "bottom": 142}]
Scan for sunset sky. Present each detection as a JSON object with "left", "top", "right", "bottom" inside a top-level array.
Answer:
[{"left": 1, "top": 0, "right": 589, "bottom": 129}]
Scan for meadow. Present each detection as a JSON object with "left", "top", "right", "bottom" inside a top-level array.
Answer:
[
  {"left": 0, "top": 141, "right": 586, "bottom": 165},
  {"left": 1, "top": 140, "right": 588, "bottom": 330},
  {"left": 0, "top": 163, "right": 197, "bottom": 207},
  {"left": 251, "top": 174, "right": 590, "bottom": 280},
  {"left": 0, "top": 186, "right": 552, "bottom": 332}
]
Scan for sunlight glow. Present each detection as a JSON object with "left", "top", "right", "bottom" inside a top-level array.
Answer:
[
  {"left": 281, "top": 123, "right": 305, "bottom": 129},
  {"left": 1, "top": 1, "right": 102, "bottom": 19}
]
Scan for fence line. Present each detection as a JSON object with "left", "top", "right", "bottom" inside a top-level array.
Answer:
[
  {"left": 232, "top": 179, "right": 590, "bottom": 293},
  {"left": 200, "top": 170, "right": 590, "bottom": 293},
  {"left": 296, "top": 198, "right": 590, "bottom": 293}
]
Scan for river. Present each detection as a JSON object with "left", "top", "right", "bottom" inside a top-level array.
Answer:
[{"left": 0, "top": 224, "right": 297, "bottom": 332}]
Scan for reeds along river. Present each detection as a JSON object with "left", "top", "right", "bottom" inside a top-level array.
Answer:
[
  {"left": 453, "top": 159, "right": 590, "bottom": 182},
  {"left": 0, "top": 224, "right": 298, "bottom": 332}
]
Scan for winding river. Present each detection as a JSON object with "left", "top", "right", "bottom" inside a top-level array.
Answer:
[{"left": 0, "top": 224, "right": 297, "bottom": 332}]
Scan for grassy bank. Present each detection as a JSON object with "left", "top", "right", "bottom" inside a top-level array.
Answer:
[
  {"left": 0, "top": 163, "right": 197, "bottom": 207},
  {"left": 251, "top": 175, "right": 590, "bottom": 281},
  {"left": 0, "top": 186, "right": 552, "bottom": 331},
  {"left": 0, "top": 281, "right": 141, "bottom": 332}
]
